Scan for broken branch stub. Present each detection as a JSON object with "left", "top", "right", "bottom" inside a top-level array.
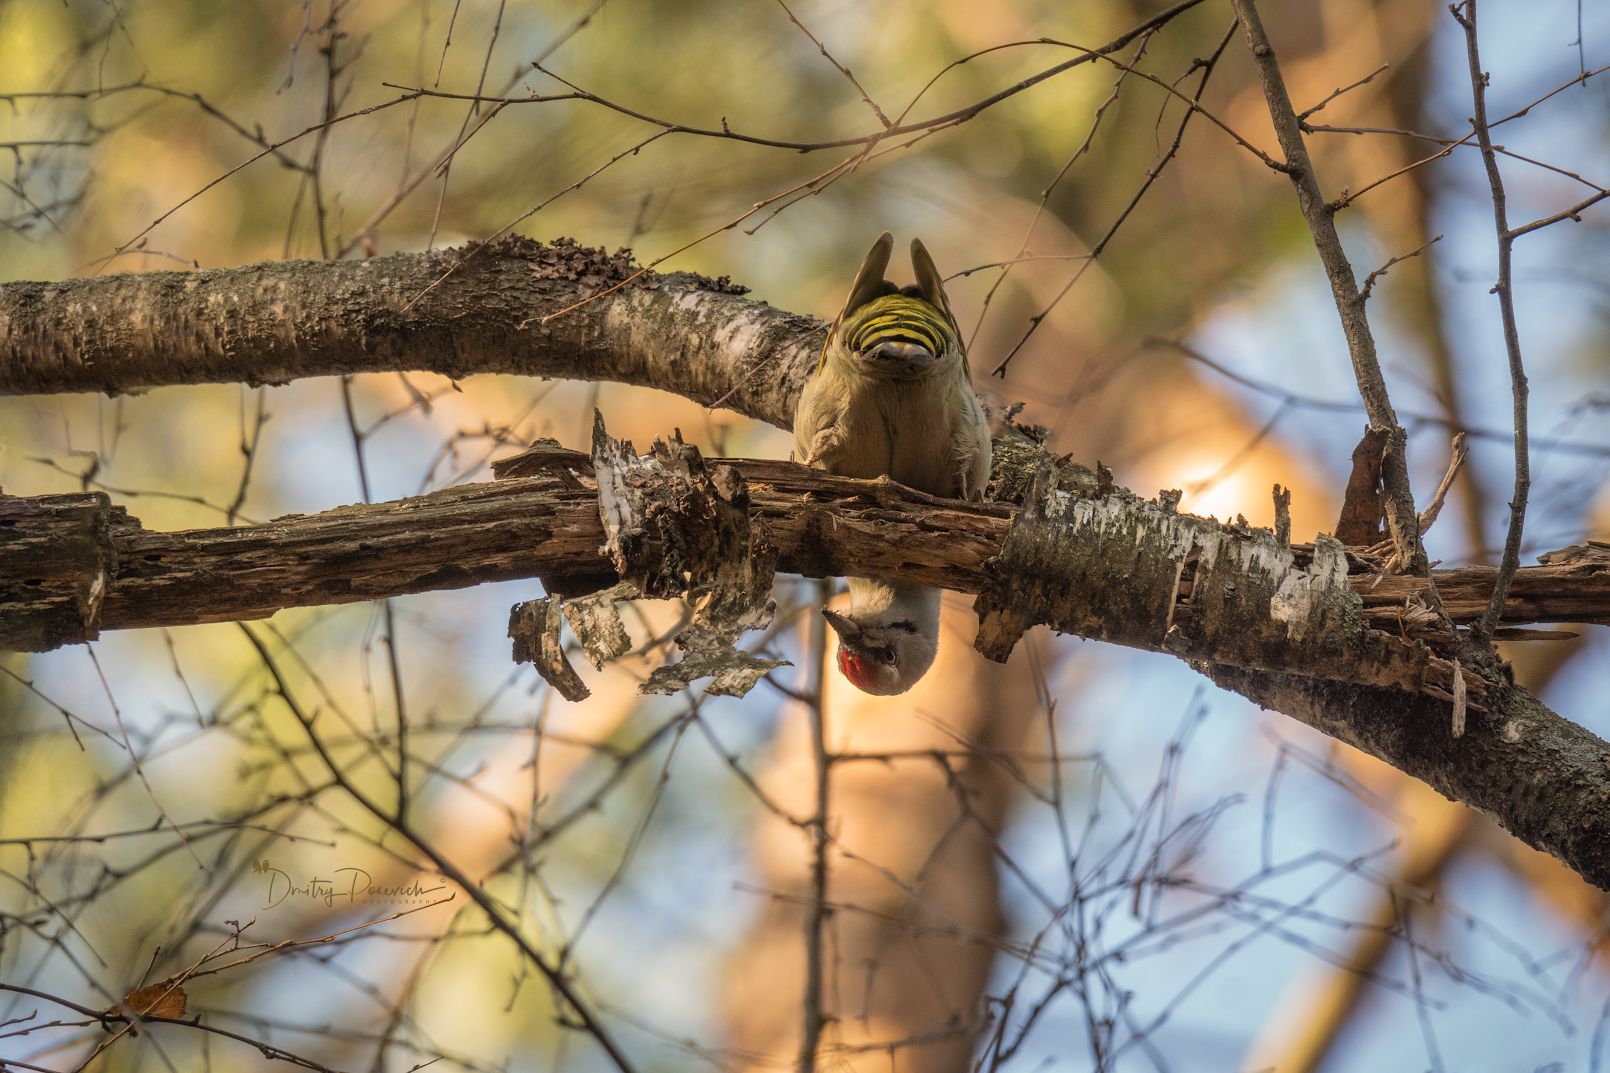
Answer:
[
  {"left": 0, "top": 491, "right": 120, "bottom": 651},
  {"left": 507, "top": 415, "right": 786, "bottom": 700}
]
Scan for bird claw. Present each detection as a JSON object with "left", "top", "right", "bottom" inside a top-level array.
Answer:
[
  {"left": 869, "top": 474, "right": 904, "bottom": 507},
  {"left": 861, "top": 473, "right": 956, "bottom": 509}
]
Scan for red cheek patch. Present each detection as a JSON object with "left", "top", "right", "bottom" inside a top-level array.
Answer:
[{"left": 838, "top": 647, "right": 875, "bottom": 691}]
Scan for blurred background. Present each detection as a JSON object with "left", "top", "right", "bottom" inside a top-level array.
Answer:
[{"left": 2, "top": 1, "right": 1609, "bottom": 1070}]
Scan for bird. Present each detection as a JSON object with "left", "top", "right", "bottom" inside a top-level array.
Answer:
[{"left": 793, "top": 232, "right": 992, "bottom": 696}]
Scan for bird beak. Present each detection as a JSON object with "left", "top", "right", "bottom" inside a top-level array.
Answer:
[{"left": 821, "top": 608, "right": 863, "bottom": 647}]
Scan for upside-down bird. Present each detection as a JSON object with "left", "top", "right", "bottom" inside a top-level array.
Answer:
[{"left": 793, "top": 232, "right": 992, "bottom": 695}]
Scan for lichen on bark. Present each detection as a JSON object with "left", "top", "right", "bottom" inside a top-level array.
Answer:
[{"left": 975, "top": 470, "right": 1455, "bottom": 703}]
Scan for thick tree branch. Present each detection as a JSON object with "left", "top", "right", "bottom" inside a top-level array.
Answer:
[
  {"left": 2, "top": 471, "right": 1604, "bottom": 649},
  {"left": 0, "top": 236, "right": 819, "bottom": 429}
]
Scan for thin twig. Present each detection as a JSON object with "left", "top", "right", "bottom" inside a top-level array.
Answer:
[
  {"left": 1507, "top": 189, "right": 1610, "bottom": 239},
  {"left": 1360, "top": 234, "right": 1442, "bottom": 302},
  {"left": 1453, "top": 0, "right": 1530, "bottom": 645},
  {"left": 800, "top": 578, "right": 832, "bottom": 1073},
  {"left": 775, "top": 0, "right": 890, "bottom": 127},
  {"left": 109, "top": 91, "right": 422, "bottom": 258},
  {"left": 426, "top": 0, "right": 508, "bottom": 252},
  {"left": 225, "top": 386, "right": 267, "bottom": 526},
  {"left": 1155, "top": 339, "right": 1610, "bottom": 458},
  {"left": 86, "top": 646, "right": 204, "bottom": 870},
  {"left": 236, "top": 624, "right": 640, "bottom": 1073},
  {"left": 1230, "top": 0, "right": 1429, "bottom": 579},
  {"left": 989, "top": 21, "right": 1239, "bottom": 376},
  {"left": 1417, "top": 433, "right": 1469, "bottom": 538},
  {"left": 385, "top": 0, "right": 1210, "bottom": 155},
  {"left": 336, "top": 377, "right": 411, "bottom": 817},
  {"left": 1322, "top": 61, "right": 1610, "bottom": 211},
  {"left": 1297, "top": 63, "right": 1389, "bottom": 123},
  {"left": 966, "top": 29, "right": 1154, "bottom": 354}
]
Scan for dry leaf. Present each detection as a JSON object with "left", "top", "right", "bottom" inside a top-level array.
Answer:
[{"left": 109, "top": 978, "right": 188, "bottom": 1020}]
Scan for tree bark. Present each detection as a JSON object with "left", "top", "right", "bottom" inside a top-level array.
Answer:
[{"left": 0, "top": 236, "right": 819, "bottom": 430}]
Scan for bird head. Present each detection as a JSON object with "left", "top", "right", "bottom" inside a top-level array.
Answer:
[{"left": 821, "top": 605, "right": 939, "bottom": 696}]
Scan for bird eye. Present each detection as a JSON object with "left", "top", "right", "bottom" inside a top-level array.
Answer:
[{"left": 877, "top": 647, "right": 897, "bottom": 665}]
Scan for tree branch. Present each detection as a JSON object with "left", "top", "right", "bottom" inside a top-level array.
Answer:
[
  {"left": 2, "top": 470, "right": 1604, "bottom": 650},
  {"left": 1452, "top": 0, "right": 1531, "bottom": 646},
  {"left": 4, "top": 461, "right": 1610, "bottom": 887},
  {"left": 1231, "top": 0, "right": 1429, "bottom": 576},
  {"left": 0, "top": 236, "right": 819, "bottom": 430}
]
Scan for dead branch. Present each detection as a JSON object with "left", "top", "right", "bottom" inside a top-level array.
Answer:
[{"left": 4, "top": 467, "right": 1606, "bottom": 652}]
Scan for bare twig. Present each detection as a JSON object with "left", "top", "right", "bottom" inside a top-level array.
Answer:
[
  {"left": 224, "top": 387, "right": 267, "bottom": 527},
  {"left": 86, "top": 646, "right": 204, "bottom": 870},
  {"left": 800, "top": 578, "right": 832, "bottom": 1073},
  {"left": 1322, "top": 61, "right": 1610, "bottom": 211},
  {"left": 1360, "top": 234, "right": 1442, "bottom": 302},
  {"left": 1156, "top": 339, "right": 1610, "bottom": 458},
  {"left": 775, "top": 0, "right": 890, "bottom": 127},
  {"left": 386, "top": 0, "right": 1210, "bottom": 154},
  {"left": 989, "top": 21, "right": 1239, "bottom": 376},
  {"left": 110, "top": 91, "right": 423, "bottom": 258},
  {"left": 1451, "top": 0, "right": 1530, "bottom": 645},
  {"left": 1507, "top": 188, "right": 1610, "bottom": 239},
  {"left": 961, "top": 30, "right": 1155, "bottom": 352},
  {"left": 1418, "top": 433, "right": 1469, "bottom": 538},
  {"left": 236, "top": 624, "right": 640, "bottom": 1073},
  {"left": 1297, "top": 63, "right": 1389, "bottom": 123},
  {"left": 426, "top": 0, "right": 508, "bottom": 251},
  {"left": 1230, "top": 0, "right": 1428, "bottom": 577}
]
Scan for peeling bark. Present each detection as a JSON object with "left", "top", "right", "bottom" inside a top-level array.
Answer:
[
  {"left": 509, "top": 597, "right": 590, "bottom": 703},
  {"left": 975, "top": 477, "right": 1478, "bottom": 705},
  {"left": 521, "top": 416, "right": 785, "bottom": 699},
  {"left": 1336, "top": 427, "right": 1388, "bottom": 546}
]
